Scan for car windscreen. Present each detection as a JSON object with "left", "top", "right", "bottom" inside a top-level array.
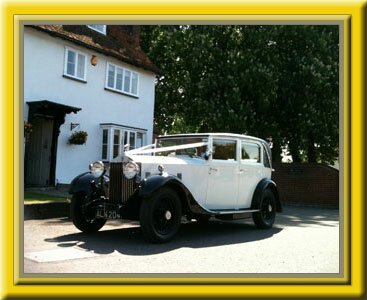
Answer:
[{"left": 156, "top": 137, "right": 208, "bottom": 158}]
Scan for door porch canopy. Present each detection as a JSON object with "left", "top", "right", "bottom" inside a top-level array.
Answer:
[{"left": 27, "top": 100, "right": 81, "bottom": 122}]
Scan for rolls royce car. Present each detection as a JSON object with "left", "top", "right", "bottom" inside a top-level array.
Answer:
[{"left": 69, "top": 133, "right": 281, "bottom": 243}]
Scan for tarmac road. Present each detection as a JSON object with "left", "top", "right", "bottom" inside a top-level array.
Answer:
[{"left": 23, "top": 206, "right": 340, "bottom": 274}]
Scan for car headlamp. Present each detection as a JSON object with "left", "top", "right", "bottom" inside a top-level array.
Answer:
[
  {"left": 123, "top": 161, "right": 140, "bottom": 179},
  {"left": 89, "top": 161, "right": 105, "bottom": 177}
]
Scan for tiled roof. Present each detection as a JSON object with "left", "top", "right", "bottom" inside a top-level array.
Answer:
[{"left": 27, "top": 25, "right": 161, "bottom": 74}]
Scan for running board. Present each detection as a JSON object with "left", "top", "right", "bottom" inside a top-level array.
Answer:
[{"left": 210, "top": 208, "right": 260, "bottom": 215}]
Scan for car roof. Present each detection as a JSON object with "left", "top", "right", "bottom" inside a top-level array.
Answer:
[
  {"left": 157, "top": 133, "right": 267, "bottom": 144},
  {"left": 157, "top": 133, "right": 273, "bottom": 165}
]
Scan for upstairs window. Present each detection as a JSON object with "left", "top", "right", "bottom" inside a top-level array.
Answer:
[
  {"left": 105, "top": 63, "right": 139, "bottom": 97},
  {"left": 87, "top": 25, "right": 107, "bottom": 35},
  {"left": 64, "top": 48, "right": 87, "bottom": 82}
]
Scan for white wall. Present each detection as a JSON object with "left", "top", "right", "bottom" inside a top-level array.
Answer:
[{"left": 24, "top": 27, "right": 156, "bottom": 184}]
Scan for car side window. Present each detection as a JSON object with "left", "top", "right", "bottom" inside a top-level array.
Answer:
[
  {"left": 212, "top": 139, "right": 237, "bottom": 161},
  {"left": 241, "top": 141, "right": 260, "bottom": 163},
  {"left": 263, "top": 147, "right": 271, "bottom": 168}
]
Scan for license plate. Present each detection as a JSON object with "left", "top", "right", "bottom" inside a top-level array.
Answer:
[{"left": 96, "top": 208, "right": 121, "bottom": 219}]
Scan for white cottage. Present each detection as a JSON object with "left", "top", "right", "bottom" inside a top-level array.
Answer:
[{"left": 24, "top": 25, "right": 159, "bottom": 186}]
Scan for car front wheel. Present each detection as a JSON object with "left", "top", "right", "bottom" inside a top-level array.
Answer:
[
  {"left": 70, "top": 193, "right": 106, "bottom": 233},
  {"left": 139, "top": 187, "right": 182, "bottom": 243},
  {"left": 252, "top": 189, "right": 276, "bottom": 229}
]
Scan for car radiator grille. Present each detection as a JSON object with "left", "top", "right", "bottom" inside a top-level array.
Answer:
[{"left": 109, "top": 162, "right": 135, "bottom": 203}]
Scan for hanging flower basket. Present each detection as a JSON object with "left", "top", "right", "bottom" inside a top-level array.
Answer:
[
  {"left": 68, "top": 130, "right": 88, "bottom": 145},
  {"left": 24, "top": 121, "right": 32, "bottom": 142}
]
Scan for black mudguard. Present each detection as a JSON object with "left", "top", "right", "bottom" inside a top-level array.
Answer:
[
  {"left": 69, "top": 172, "right": 109, "bottom": 197},
  {"left": 138, "top": 175, "right": 208, "bottom": 215},
  {"left": 251, "top": 178, "right": 282, "bottom": 212},
  {"left": 138, "top": 175, "right": 178, "bottom": 198}
]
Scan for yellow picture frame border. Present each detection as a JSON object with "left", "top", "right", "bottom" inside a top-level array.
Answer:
[{"left": 1, "top": 0, "right": 365, "bottom": 298}]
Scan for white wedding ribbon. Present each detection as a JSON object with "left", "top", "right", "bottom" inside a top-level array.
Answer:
[{"left": 125, "top": 142, "right": 208, "bottom": 155}]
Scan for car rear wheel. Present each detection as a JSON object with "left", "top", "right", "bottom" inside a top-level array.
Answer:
[
  {"left": 252, "top": 189, "right": 276, "bottom": 229},
  {"left": 139, "top": 187, "right": 182, "bottom": 243},
  {"left": 70, "top": 193, "right": 106, "bottom": 233}
]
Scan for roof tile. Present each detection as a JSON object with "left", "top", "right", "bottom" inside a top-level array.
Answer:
[{"left": 28, "top": 25, "right": 161, "bottom": 74}]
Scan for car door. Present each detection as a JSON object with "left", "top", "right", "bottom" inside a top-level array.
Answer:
[
  {"left": 237, "top": 140, "right": 264, "bottom": 209},
  {"left": 205, "top": 138, "right": 239, "bottom": 210}
]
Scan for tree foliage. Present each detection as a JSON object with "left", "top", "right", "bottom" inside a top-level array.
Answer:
[{"left": 140, "top": 25, "right": 339, "bottom": 164}]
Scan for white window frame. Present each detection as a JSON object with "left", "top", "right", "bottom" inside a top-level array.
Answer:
[
  {"left": 105, "top": 62, "right": 139, "bottom": 97},
  {"left": 113, "top": 129, "right": 122, "bottom": 159},
  {"left": 100, "top": 125, "right": 147, "bottom": 161},
  {"left": 124, "top": 130, "right": 143, "bottom": 151},
  {"left": 87, "top": 25, "right": 107, "bottom": 35},
  {"left": 63, "top": 47, "right": 87, "bottom": 82}
]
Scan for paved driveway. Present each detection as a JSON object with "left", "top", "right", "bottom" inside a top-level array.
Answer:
[{"left": 23, "top": 206, "right": 340, "bottom": 274}]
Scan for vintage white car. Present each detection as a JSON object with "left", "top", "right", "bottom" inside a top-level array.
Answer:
[{"left": 69, "top": 133, "right": 281, "bottom": 243}]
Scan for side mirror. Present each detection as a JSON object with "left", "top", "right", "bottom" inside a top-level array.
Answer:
[{"left": 204, "top": 150, "right": 213, "bottom": 160}]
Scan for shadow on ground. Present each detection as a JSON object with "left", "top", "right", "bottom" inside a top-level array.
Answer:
[
  {"left": 45, "top": 220, "right": 282, "bottom": 256},
  {"left": 43, "top": 205, "right": 338, "bottom": 256}
]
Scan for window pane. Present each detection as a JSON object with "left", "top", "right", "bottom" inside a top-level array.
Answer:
[
  {"left": 116, "top": 68, "right": 123, "bottom": 91},
  {"left": 131, "top": 73, "right": 138, "bottom": 95},
  {"left": 137, "top": 132, "right": 143, "bottom": 148},
  {"left": 212, "top": 139, "right": 237, "bottom": 160},
  {"left": 124, "top": 70, "right": 131, "bottom": 92},
  {"left": 129, "top": 131, "right": 136, "bottom": 149},
  {"left": 123, "top": 131, "right": 127, "bottom": 146},
  {"left": 66, "top": 50, "right": 76, "bottom": 76},
  {"left": 107, "top": 64, "right": 115, "bottom": 88},
  {"left": 129, "top": 132, "right": 136, "bottom": 149},
  {"left": 113, "top": 129, "right": 120, "bottom": 158},
  {"left": 102, "top": 129, "right": 108, "bottom": 144},
  {"left": 76, "top": 53, "right": 85, "bottom": 79},
  {"left": 113, "top": 145, "right": 119, "bottom": 158},
  {"left": 88, "top": 25, "right": 106, "bottom": 34},
  {"left": 102, "top": 145, "right": 107, "bottom": 160},
  {"left": 263, "top": 148, "right": 270, "bottom": 167},
  {"left": 241, "top": 142, "right": 260, "bottom": 162},
  {"left": 156, "top": 137, "right": 207, "bottom": 158},
  {"left": 113, "top": 129, "right": 120, "bottom": 144},
  {"left": 102, "top": 129, "right": 108, "bottom": 160}
]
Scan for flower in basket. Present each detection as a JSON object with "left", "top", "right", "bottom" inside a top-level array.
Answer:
[
  {"left": 68, "top": 130, "right": 88, "bottom": 145},
  {"left": 24, "top": 121, "right": 32, "bottom": 134},
  {"left": 24, "top": 121, "right": 33, "bottom": 143}
]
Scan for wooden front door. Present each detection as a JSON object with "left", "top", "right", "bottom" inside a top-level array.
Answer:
[{"left": 25, "top": 118, "right": 54, "bottom": 186}]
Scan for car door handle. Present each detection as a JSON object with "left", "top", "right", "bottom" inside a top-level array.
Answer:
[
  {"left": 209, "top": 167, "right": 218, "bottom": 174},
  {"left": 239, "top": 169, "right": 245, "bottom": 175}
]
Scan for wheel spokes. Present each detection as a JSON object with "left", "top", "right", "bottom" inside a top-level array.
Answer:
[
  {"left": 153, "top": 197, "right": 175, "bottom": 234},
  {"left": 261, "top": 198, "right": 274, "bottom": 222}
]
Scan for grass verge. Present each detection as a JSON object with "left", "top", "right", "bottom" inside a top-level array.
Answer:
[{"left": 24, "top": 192, "right": 69, "bottom": 202}]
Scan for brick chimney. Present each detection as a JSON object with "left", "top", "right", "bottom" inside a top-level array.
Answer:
[{"left": 107, "top": 25, "right": 141, "bottom": 50}]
